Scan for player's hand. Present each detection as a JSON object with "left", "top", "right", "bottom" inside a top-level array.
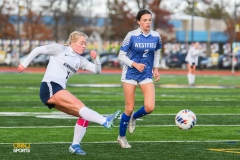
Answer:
[
  {"left": 18, "top": 64, "right": 26, "bottom": 73},
  {"left": 153, "top": 68, "right": 160, "bottom": 82},
  {"left": 90, "top": 50, "right": 97, "bottom": 60},
  {"left": 132, "top": 62, "right": 146, "bottom": 72}
]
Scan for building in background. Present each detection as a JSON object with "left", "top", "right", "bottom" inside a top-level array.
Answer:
[{"left": 168, "top": 14, "right": 228, "bottom": 43}]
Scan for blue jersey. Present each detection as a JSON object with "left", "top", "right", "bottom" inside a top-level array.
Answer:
[{"left": 120, "top": 28, "right": 162, "bottom": 82}]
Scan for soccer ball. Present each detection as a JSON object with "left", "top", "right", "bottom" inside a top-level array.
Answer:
[{"left": 175, "top": 109, "right": 197, "bottom": 130}]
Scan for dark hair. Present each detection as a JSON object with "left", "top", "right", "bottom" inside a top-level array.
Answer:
[{"left": 136, "top": 9, "right": 152, "bottom": 21}]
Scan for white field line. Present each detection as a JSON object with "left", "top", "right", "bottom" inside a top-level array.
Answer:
[
  {"left": 68, "top": 84, "right": 238, "bottom": 89},
  {"left": 1, "top": 140, "right": 240, "bottom": 145},
  {"left": 1, "top": 84, "right": 239, "bottom": 89},
  {"left": 1, "top": 124, "right": 240, "bottom": 129},
  {"left": 1, "top": 112, "right": 240, "bottom": 116}
]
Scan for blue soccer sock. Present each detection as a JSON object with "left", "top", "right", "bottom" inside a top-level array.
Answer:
[
  {"left": 133, "top": 106, "right": 148, "bottom": 119},
  {"left": 119, "top": 113, "right": 130, "bottom": 137}
]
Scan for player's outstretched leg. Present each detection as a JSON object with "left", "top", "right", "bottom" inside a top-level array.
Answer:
[
  {"left": 69, "top": 144, "right": 86, "bottom": 155},
  {"left": 103, "top": 109, "right": 121, "bottom": 129}
]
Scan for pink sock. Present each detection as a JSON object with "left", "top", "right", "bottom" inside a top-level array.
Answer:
[
  {"left": 72, "top": 118, "right": 89, "bottom": 145},
  {"left": 77, "top": 118, "right": 89, "bottom": 127}
]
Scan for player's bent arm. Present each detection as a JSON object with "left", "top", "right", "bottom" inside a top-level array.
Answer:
[
  {"left": 118, "top": 50, "right": 134, "bottom": 67},
  {"left": 192, "top": 50, "right": 202, "bottom": 57},
  {"left": 82, "top": 56, "right": 101, "bottom": 74}
]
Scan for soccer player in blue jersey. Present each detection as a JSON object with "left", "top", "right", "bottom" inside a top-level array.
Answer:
[
  {"left": 117, "top": 9, "right": 161, "bottom": 148},
  {"left": 18, "top": 31, "right": 121, "bottom": 155}
]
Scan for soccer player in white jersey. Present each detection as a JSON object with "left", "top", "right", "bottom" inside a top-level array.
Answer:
[
  {"left": 117, "top": 9, "right": 161, "bottom": 148},
  {"left": 185, "top": 42, "right": 202, "bottom": 86},
  {"left": 17, "top": 31, "right": 121, "bottom": 155}
]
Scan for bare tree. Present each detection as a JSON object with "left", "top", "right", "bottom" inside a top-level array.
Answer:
[
  {"left": 135, "top": 0, "right": 148, "bottom": 10},
  {"left": 104, "top": 0, "right": 135, "bottom": 41},
  {"left": 0, "top": 0, "right": 16, "bottom": 39},
  {"left": 20, "top": 0, "right": 53, "bottom": 41},
  {"left": 64, "top": 0, "right": 79, "bottom": 36},
  {"left": 149, "top": 0, "right": 173, "bottom": 30},
  {"left": 42, "top": 0, "right": 92, "bottom": 41},
  {"left": 22, "top": 10, "right": 53, "bottom": 40},
  {"left": 41, "top": 0, "right": 63, "bottom": 42}
]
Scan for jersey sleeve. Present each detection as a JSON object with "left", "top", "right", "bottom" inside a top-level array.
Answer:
[
  {"left": 153, "top": 33, "right": 162, "bottom": 68},
  {"left": 187, "top": 47, "right": 200, "bottom": 57},
  {"left": 192, "top": 49, "right": 202, "bottom": 57},
  {"left": 118, "top": 32, "right": 134, "bottom": 67},
  {"left": 79, "top": 56, "right": 101, "bottom": 74},
  {"left": 44, "top": 43, "right": 66, "bottom": 55},
  {"left": 118, "top": 50, "right": 134, "bottom": 67},
  {"left": 21, "top": 43, "right": 64, "bottom": 68}
]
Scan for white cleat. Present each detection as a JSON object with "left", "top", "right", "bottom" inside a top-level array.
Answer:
[
  {"left": 128, "top": 112, "right": 136, "bottom": 133},
  {"left": 117, "top": 136, "right": 131, "bottom": 148}
]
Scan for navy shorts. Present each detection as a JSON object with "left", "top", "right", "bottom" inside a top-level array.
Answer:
[
  {"left": 191, "top": 63, "right": 195, "bottom": 68},
  {"left": 187, "top": 62, "right": 195, "bottom": 67},
  {"left": 39, "top": 82, "right": 63, "bottom": 109}
]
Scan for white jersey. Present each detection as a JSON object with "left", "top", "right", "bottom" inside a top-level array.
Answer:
[
  {"left": 21, "top": 43, "right": 101, "bottom": 89},
  {"left": 185, "top": 46, "right": 201, "bottom": 66}
]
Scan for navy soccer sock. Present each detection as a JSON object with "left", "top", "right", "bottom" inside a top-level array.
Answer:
[
  {"left": 119, "top": 113, "right": 130, "bottom": 137},
  {"left": 133, "top": 106, "right": 148, "bottom": 119}
]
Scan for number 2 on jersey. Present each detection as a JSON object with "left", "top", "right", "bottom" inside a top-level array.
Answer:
[{"left": 143, "top": 49, "right": 149, "bottom": 57}]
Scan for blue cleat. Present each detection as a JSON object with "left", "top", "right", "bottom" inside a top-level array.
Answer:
[
  {"left": 103, "top": 109, "right": 121, "bottom": 129},
  {"left": 69, "top": 144, "right": 86, "bottom": 155}
]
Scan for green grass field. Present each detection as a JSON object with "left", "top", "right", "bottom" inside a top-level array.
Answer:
[{"left": 0, "top": 72, "right": 240, "bottom": 160}]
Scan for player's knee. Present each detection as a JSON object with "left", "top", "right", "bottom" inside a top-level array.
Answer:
[{"left": 144, "top": 104, "right": 155, "bottom": 113}]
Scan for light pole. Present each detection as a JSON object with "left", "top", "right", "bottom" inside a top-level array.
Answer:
[
  {"left": 191, "top": 0, "right": 195, "bottom": 42},
  {"left": 232, "top": 2, "right": 240, "bottom": 75},
  {"left": 17, "top": 1, "right": 24, "bottom": 64},
  {"left": 16, "top": 1, "right": 21, "bottom": 65}
]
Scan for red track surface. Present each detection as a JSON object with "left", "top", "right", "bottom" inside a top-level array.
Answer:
[{"left": 0, "top": 67, "right": 239, "bottom": 76}]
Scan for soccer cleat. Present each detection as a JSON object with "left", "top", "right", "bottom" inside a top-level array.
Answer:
[
  {"left": 69, "top": 144, "right": 86, "bottom": 155},
  {"left": 103, "top": 109, "right": 121, "bottom": 129},
  {"left": 117, "top": 136, "right": 131, "bottom": 148},
  {"left": 128, "top": 112, "right": 136, "bottom": 133}
]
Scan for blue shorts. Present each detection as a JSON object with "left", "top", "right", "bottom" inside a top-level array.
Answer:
[
  {"left": 122, "top": 65, "right": 152, "bottom": 82},
  {"left": 39, "top": 82, "right": 63, "bottom": 109}
]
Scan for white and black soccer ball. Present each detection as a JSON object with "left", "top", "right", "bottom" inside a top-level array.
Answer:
[{"left": 175, "top": 109, "right": 197, "bottom": 130}]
